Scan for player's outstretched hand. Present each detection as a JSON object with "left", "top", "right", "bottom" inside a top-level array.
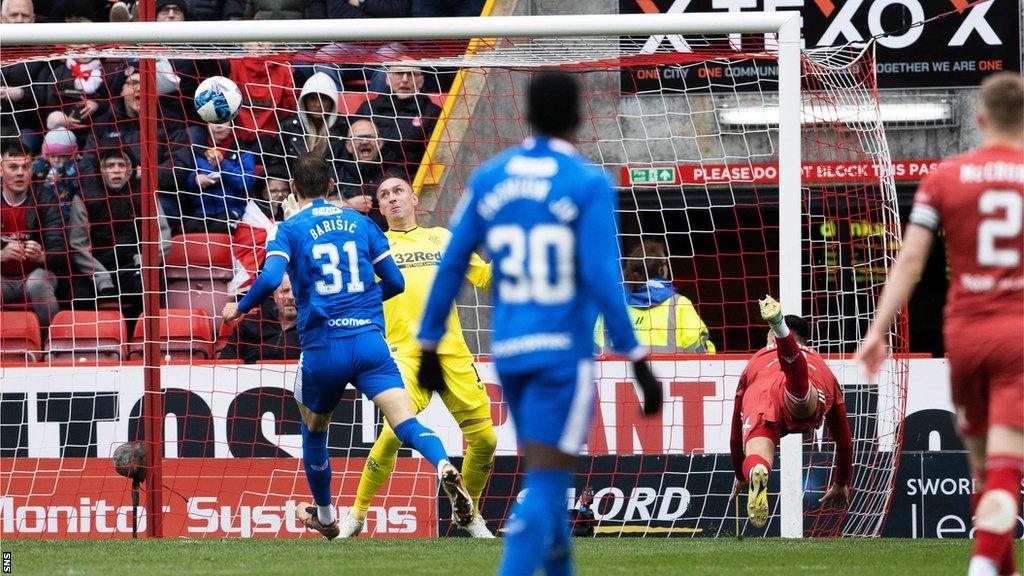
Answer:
[
  {"left": 730, "top": 477, "right": 748, "bottom": 500},
  {"left": 418, "top": 348, "right": 447, "bottom": 392},
  {"left": 221, "top": 302, "right": 243, "bottom": 325},
  {"left": 631, "top": 359, "right": 662, "bottom": 416},
  {"left": 855, "top": 330, "right": 887, "bottom": 380},
  {"left": 819, "top": 484, "right": 850, "bottom": 508}
]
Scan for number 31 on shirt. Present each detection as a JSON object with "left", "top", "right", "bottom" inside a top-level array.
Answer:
[{"left": 312, "top": 241, "right": 365, "bottom": 295}]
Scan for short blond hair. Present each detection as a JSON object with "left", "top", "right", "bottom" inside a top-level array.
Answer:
[{"left": 980, "top": 72, "right": 1024, "bottom": 132}]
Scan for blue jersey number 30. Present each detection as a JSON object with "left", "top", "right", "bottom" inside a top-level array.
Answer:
[{"left": 486, "top": 224, "right": 574, "bottom": 304}]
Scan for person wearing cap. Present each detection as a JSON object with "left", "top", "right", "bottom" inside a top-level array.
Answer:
[{"left": 32, "top": 127, "right": 114, "bottom": 301}]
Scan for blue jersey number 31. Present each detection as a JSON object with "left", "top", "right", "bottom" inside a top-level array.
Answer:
[{"left": 312, "top": 241, "right": 365, "bottom": 295}]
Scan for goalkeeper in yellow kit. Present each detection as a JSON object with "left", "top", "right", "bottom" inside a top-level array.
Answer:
[{"left": 334, "top": 174, "right": 497, "bottom": 538}]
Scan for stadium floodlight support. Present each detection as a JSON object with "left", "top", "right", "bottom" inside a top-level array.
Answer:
[{"left": 0, "top": 11, "right": 806, "bottom": 538}]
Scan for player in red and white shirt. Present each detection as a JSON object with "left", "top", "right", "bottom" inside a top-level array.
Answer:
[
  {"left": 730, "top": 296, "right": 852, "bottom": 528},
  {"left": 858, "top": 72, "right": 1023, "bottom": 576}
]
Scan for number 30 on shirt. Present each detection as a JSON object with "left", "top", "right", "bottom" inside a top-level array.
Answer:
[{"left": 487, "top": 224, "right": 575, "bottom": 304}]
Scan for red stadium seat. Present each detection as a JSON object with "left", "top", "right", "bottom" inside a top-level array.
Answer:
[
  {"left": 0, "top": 310, "right": 41, "bottom": 362},
  {"left": 338, "top": 91, "right": 376, "bottom": 115},
  {"left": 47, "top": 310, "right": 127, "bottom": 361},
  {"left": 129, "top": 308, "right": 214, "bottom": 360},
  {"left": 214, "top": 320, "right": 236, "bottom": 356},
  {"left": 164, "top": 233, "right": 234, "bottom": 331}
]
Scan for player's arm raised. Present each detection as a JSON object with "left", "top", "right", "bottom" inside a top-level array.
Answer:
[
  {"left": 224, "top": 254, "right": 287, "bottom": 324},
  {"left": 418, "top": 190, "right": 484, "bottom": 392},
  {"left": 577, "top": 174, "right": 661, "bottom": 416},
  {"left": 729, "top": 374, "right": 748, "bottom": 492},
  {"left": 820, "top": 398, "right": 853, "bottom": 508},
  {"left": 419, "top": 190, "right": 483, "bottom": 350},
  {"left": 856, "top": 224, "right": 934, "bottom": 378},
  {"left": 224, "top": 221, "right": 293, "bottom": 324},
  {"left": 466, "top": 251, "right": 492, "bottom": 291},
  {"left": 370, "top": 227, "right": 404, "bottom": 301}
]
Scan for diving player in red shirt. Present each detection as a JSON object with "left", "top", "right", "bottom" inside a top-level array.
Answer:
[{"left": 730, "top": 296, "right": 853, "bottom": 528}]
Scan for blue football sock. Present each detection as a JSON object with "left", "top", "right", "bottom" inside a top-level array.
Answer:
[
  {"left": 301, "top": 423, "right": 332, "bottom": 511},
  {"left": 544, "top": 506, "right": 574, "bottom": 576},
  {"left": 392, "top": 418, "right": 449, "bottom": 469},
  {"left": 498, "top": 469, "right": 572, "bottom": 576}
]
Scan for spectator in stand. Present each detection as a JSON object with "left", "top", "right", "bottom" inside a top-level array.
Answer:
[
  {"left": 0, "top": 0, "right": 47, "bottom": 154},
  {"left": 0, "top": 142, "right": 67, "bottom": 328},
  {"left": 112, "top": 0, "right": 239, "bottom": 22},
  {"left": 268, "top": 72, "right": 346, "bottom": 175},
  {"left": 0, "top": 0, "right": 32, "bottom": 21},
  {"left": 83, "top": 144, "right": 144, "bottom": 319},
  {"left": 596, "top": 239, "right": 715, "bottom": 354},
  {"left": 411, "top": 0, "right": 483, "bottom": 17},
  {"left": 37, "top": 52, "right": 111, "bottom": 150},
  {"left": 355, "top": 65, "right": 441, "bottom": 166},
  {"left": 228, "top": 171, "right": 288, "bottom": 295},
  {"left": 307, "top": 0, "right": 409, "bottom": 18},
  {"left": 83, "top": 67, "right": 194, "bottom": 232},
  {"left": 228, "top": 42, "right": 296, "bottom": 146},
  {"left": 219, "top": 273, "right": 300, "bottom": 363},
  {"left": 32, "top": 127, "right": 113, "bottom": 301},
  {"left": 336, "top": 118, "right": 406, "bottom": 230},
  {"left": 300, "top": 0, "right": 411, "bottom": 91},
  {"left": 184, "top": 121, "right": 258, "bottom": 233},
  {"left": 225, "top": 0, "right": 312, "bottom": 21},
  {"left": 47, "top": 0, "right": 104, "bottom": 22}
]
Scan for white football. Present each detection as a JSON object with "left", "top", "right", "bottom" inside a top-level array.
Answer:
[{"left": 194, "top": 76, "right": 242, "bottom": 124}]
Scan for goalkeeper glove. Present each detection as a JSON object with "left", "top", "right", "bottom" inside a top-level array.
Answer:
[
  {"left": 418, "top": 348, "right": 446, "bottom": 392},
  {"left": 631, "top": 358, "right": 662, "bottom": 416},
  {"left": 281, "top": 193, "right": 300, "bottom": 219}
]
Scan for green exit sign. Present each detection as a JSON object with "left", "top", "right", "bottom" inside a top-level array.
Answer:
[{"left": 629, "top": 167, "right": 676, "bottom": 185}]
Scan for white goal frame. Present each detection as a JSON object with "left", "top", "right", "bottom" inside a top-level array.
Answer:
[{"left": 1, "top": 12, "right": 806, "bottom": 538}]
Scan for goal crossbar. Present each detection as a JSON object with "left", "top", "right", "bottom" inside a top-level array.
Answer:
[{"left": 0, "top": 13, "right": 798, "bottom": 45}]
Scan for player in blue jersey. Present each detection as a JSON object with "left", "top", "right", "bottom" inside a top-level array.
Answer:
[
  {"left": 221, "top": 152, "right": 474, "bottom": 540},
  {"left": 417, "top": 72, "right": 663, "bottom": 575}
]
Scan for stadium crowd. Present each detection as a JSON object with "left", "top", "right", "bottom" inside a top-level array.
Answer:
[{"left": 0, "top": 0, "right": 714, "bottom": 362}]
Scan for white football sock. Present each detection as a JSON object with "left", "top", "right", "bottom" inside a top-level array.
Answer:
[
  {"left": 968, "top": 556, "right": 998, "bottom": 576},
  {"left": 317, "top": 505, "right": 336, "bottom": 526},
  {"left": 437, "top": 459, "right": 452, "bottom": 480}
]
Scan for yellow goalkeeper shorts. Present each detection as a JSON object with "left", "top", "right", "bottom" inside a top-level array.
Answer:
[{"left": 394, "top": 352, "right": 490, "bottom": 416}]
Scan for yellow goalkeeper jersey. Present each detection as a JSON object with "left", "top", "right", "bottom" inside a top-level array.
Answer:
[{"left": 383, "top": 226, "right": 491, "bottom": 358}]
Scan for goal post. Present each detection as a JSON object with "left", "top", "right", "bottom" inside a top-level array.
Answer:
[{"left": 0, "top": 12, "right": 906, "bottom": 540}]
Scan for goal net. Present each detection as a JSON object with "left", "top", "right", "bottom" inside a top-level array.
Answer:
[{"left": 0, "top": 14, "right": 906, "bottom": 539}]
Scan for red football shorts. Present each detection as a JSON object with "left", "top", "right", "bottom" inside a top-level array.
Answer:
[
  {"left": 943, "top": 314, "right": 1024, "bottom": 438},
  {"left": 740, "top": 382, "right": 783, "bottom": 444}
]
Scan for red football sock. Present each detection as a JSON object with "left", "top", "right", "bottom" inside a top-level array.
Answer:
[
  {"left": 973, "top": 456, "right": 1024, "bottom": 565},
  {"left": 998, "top": 541, "right": 1017, "bottom": 576},
  {"left": 776, "top": 334, "right": 808, "bottom": 402},
  {"left": 743, "top": 454, "right": 772, "bottom": 481}
]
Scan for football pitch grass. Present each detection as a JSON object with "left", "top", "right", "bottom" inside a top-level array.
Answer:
[{"left": 1, "top": 537, "right": 994, "bottom": 575}]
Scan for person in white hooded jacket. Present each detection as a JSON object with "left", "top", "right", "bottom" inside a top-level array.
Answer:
[{"left": 265, "top": 72, "right": 347, "bottom": 179}]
